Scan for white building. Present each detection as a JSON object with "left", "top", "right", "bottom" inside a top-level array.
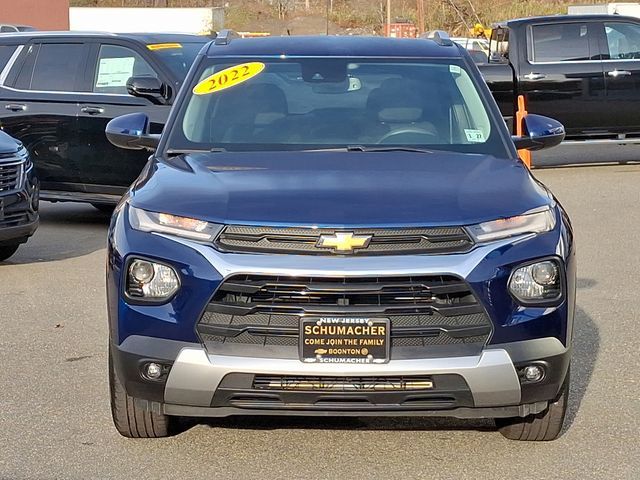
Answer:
[{"left": 568, "top": 2, "right": 640, "bottom": 17}]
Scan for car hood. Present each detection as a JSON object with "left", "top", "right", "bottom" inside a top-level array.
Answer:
[
  {"left": 0, "top": 131, "right": 22, "bottom": 155},
  {"left": 130, "top": 151, "right": 552, "bottom": 227}
]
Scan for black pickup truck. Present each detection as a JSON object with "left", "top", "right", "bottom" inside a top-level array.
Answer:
[{"left": 480, "top": 14, "right": 640, "bottom": 141}]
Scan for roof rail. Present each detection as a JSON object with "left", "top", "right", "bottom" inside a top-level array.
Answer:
[
  {"left": 424, "top": 30, "right": 454, "bottom": 46},
  {"left": 214, "top": 29, "right": 239, "bottom": 45}
]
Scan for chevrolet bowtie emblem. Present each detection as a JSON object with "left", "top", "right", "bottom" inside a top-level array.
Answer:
[{"left": 317, "top": 232, "right": 372, "bottom": 252}]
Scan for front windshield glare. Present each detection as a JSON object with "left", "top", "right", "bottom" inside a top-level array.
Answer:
[{"left": 171, "top": 58, "right": 505, "bottom": 155}]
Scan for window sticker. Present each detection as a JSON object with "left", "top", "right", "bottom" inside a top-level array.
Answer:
[
  {"left": 192, "top": 62, "right": 266, "bottom": 95},
  {"left": 465, "top": 129, "right": 486, "bottom": 143},
  {"left": 449, "top": 64, "right": 461, "bottom": 74},
  {"left": 95, "top": 57, "right": 135, "bottom": 88}
]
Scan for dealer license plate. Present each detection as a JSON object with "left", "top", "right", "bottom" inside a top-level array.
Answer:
[{"left": 299, "top": 317, "right": 390, "bottom": 364}]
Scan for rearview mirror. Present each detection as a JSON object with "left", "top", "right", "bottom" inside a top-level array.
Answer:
[
  {"left": 126, "top": 76, "right": 169, "bottom": 105},
  {"left": 106, "top": 112, "right": 160, "bottom": 151},
  {"left": 512, "top": 114, "right": 565, "bottom": 151}
]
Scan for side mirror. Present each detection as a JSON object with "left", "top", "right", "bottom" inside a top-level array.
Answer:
[
  {"left": 126, "top": 76, "right": 169, "bottom": 105},
  {"left": 106, "top": 112, "right": 160, "bottom": 151},
  {"left": 512, "top": 114, "right": 565, "bottom": 151}
]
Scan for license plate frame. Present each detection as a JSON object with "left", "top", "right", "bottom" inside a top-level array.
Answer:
[{"left": 299, "top": 317, "right": 390, "bottom": 364}]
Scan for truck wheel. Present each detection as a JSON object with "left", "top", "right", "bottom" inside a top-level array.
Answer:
[
  {"left": 109, "top": 350, "right": 173, "bottom": 438},
  {"left": 0, "top": 244, "right": 20, "bottom": 261},
  {"left": 496, "top": 369, "right": 569, "bottom": 441}
]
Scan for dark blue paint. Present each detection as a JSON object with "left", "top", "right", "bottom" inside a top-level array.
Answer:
[
  {"left": 108, "top": 199, "right": 575, "bottom": 348},
  {"left": 107, "top": 207, "right": 223, "bottom": 345},
  {"left": 130, "top": 151, "right": 551, "bottom": 227},
  {"left": 106, "top": 34, "right": 575, "bottom": 359},
  {"left": 205, "top": 35, "right": 459, "bottom": 59}
]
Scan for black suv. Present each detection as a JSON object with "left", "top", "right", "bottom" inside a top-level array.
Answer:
[
  {"left": 0, "top": 32, "right": 208, "bottom": 209},
  {"left": 0, "top": 130, "right": 38, "bottom": 261}
]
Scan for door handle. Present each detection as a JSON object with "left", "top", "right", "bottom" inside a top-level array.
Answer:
[
  {"left": 80, "top": 106, "right": 104, "bottom": 115},
  {"left": 524, "top": 72, "right": 547, "bottom": 80},
  {"left": 5, "top": 103, "right": 26, "bottom": 112},
  {"left": 607, "top": 69, "right": 632, "bottom": 77}
]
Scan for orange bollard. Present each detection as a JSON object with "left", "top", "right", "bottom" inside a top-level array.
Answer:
[{"left": 515, "top": 95, "right": 532, "bottom": 168}]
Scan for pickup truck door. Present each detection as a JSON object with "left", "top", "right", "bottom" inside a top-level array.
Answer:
[
  {"left": 519, "top": 21, "right": 605, "bottom": 137},
  {"left": 75, "top": 42, "right": 171, "bottom": 196},
  {"left": 599, "top": 21, "right": 640, "bottom": 132}
]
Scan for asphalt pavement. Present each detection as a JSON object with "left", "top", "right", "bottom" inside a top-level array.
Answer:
[{"left": 1, "top": 164, "right": 639, "bottom": 480}]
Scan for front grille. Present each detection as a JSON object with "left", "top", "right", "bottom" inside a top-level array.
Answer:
[
  {"left": 197, "top": 275, "right": 492, "bottom": 354},
  {"left": 215, "top": 225, "right": 474, "bottom": 256},
  {"left": 212, "top": 372, "right": 474, "bottom": 410},
  {"left": 0, "top": 159, "right": 23, "bottom": 192}
]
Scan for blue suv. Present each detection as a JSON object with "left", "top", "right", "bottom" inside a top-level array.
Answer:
[{"left": 105, "top": 31, "right": 575, "bottom": 440}]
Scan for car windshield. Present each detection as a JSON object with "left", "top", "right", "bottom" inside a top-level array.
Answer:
[
  {"left": 167, "top": 57, "right": 509, "bottom": 156},
  {"left": 150, "top": 42, "right": 207, "bottom": 80}
]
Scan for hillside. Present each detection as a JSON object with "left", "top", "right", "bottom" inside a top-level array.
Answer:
[{"left": 70, "top": 0, "right": 612, "bottom": 35}]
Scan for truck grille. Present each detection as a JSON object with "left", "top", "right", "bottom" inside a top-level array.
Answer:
[
  {"left": 214, "top": 225, "right": 474, "bottom": 255},
  {"left": 197, "top": 274, "right": 492, "bottom": 352}
]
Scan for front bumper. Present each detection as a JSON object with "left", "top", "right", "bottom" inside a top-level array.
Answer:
[
  {"left": 108, "top": 204, "right": 575, "bottom": 418},
  {"left": 0, "top": 165, "right": 39, "bottom": 246},
  {"left": 113, "top": 334, "right": 570, "bottom": 418},
  {"left": 0, "top": 218, "right": 38, "bottom": 245}
]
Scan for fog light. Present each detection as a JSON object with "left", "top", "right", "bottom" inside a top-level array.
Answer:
[
  {"left": 523, "top": 365, "right": 544, "bottom": 382},
  {"left": 145, "top": 362, "right": 162, "bottom": 379}
]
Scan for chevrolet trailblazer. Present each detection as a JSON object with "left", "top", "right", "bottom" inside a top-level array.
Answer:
[{"left": 105, "top": 31, "right": 575, "bottom": 441}]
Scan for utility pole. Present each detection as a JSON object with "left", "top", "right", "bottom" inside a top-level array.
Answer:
[
  {"left": 416, "top": 0, "right": 425, "bottom": 35},
  {"left": 326, "top": 0, "right": 330, "bottom": 35}
]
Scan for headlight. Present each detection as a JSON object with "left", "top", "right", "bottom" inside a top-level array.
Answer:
[
  {"left": 128, "top": 204, "right": 222, "bottom": 242},
  {"left": 126, "top": 258, "right": 179, "bottom": 301},
  {"left": 509, "top": 259, "right": 562, "bottom": 304},
  {"left": 466, "top": 208, "right": 556, "bottom": 243}
]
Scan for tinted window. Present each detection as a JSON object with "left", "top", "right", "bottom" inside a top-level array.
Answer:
[
  {"left": 604, "top": 22, "right": 640, "bottom": 59},
  {"left": 22, "top": 43, "right": 85, "bottom": 91},
  {"left": 94, "top": 44, "right": 157, "bottom": 94},
  {"left": 0, "top": 26, "right": 17, "bottom": 33},
  {"left": 13, "top": 44, "right": 37, "bottom": 90},
  {"left": 533, "top": 23, "right": 594, "bottom": 62},
  {"left": 149, "top": 42, "right": 206, "bottom": 80},
  {"left": 169, "top": 58, "right": 508, "bottom": 157},
  {"left": 0, "top": 45, "right": 18, "bottom": 70}
]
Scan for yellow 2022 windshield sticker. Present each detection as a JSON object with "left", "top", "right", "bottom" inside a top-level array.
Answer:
[{"left": 193, "top": 62, "right": 265, "bottom": 95}]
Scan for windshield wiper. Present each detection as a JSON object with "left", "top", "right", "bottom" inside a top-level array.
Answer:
[
  {"left": 165, "top": 147, "right": 227, "bottom": 156},
  {"left": 346, "top": 145, "right": 434, "bottom": 153}
]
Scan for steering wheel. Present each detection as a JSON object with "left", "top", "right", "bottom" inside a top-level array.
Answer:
[{"left": 378, "top": 128, "right": 438, "bottom": 144}]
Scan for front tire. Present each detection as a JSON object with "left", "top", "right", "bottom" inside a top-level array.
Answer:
[
  {"left": 109, "top": 350, "right": 173, "bottom": 438},
  {"left": 496, "top": 369, "right": 569, "bottom": 441},
  {"left": 0, "top": 244, "right": 20, "bottom": 262}
]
